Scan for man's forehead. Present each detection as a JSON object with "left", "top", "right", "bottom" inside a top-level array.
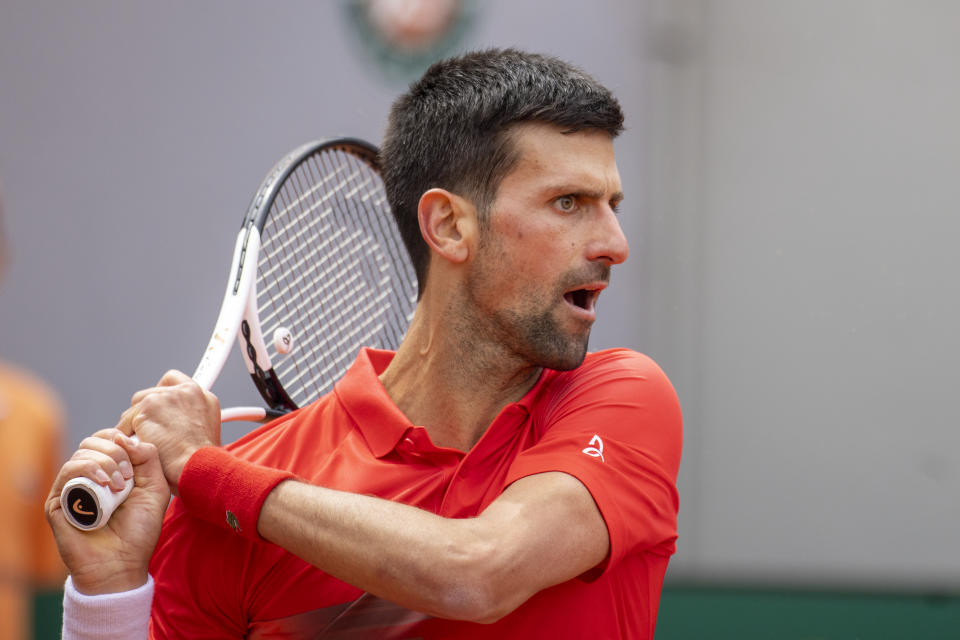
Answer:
[
  {"left": 509, "top": 120, "right": 614, "bottom": 147},
  {"left": 506, "top": 123, "right": 622, "bottom": 192}
]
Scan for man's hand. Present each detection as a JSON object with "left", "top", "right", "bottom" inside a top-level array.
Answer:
[
  {"left": 121, "top": 370, "right": 222, "bottom": 493},
  {"left": 45, "top": 430, "right": 170, "bottom": 595}
]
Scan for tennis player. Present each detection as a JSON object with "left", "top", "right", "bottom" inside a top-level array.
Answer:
[{"left": 48, "top": 48, "right": 682, "bottom": 639}]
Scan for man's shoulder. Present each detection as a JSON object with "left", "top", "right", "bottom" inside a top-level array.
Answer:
[
  {"left": 582, "top": 347, "right": 664, "bottom": 373},
  {"left": 535, "top": 348, "right": 680, "bottom": 423},
  {"left": 553, "top": 348, "right": 673, "bottom": 389}
]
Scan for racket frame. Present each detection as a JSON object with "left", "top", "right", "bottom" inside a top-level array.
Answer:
[
  {"left": 231, "top": 138, "right": 383, "bottom": 412},
  {"left": 61, "top": 138, "right": 397, "bottom": 530}
]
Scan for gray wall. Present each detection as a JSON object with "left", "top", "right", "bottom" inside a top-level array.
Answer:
[
  {"left": 1, "top": 0, "right": 957, "bottom": 592},
  {"left": 642, "top": 1, "right": 960, "bottom": 590},
  {"left": 0, "top": 0, "right": 647, "bottom": 426}
]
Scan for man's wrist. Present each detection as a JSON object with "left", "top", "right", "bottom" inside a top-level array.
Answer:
[
  {"left": 169, "top": 442, "right": 204, "bottom": 494},
  {"left": 70, "top": 566, "right": 150, "bottom": 596},
  {"left": 177, "top": 446, "right": 295, "bottom": 541}
]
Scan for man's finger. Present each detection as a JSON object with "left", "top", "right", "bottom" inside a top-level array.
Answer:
[
  {"left": 157, "top": 369, "right": 191, "bottom": 387},
  {"left": 69, "top": 449, "right": 132, "bottom": 490},
  {"left": 112, "top": 431, "right": 157, "bottom": 466},
  {"left": 129, "top": 386, "right": 164, "bottom": 407}
]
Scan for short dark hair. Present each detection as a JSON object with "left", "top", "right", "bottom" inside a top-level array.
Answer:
[{"left": 380, "top": 48, "right": 624, "bottom": 296}]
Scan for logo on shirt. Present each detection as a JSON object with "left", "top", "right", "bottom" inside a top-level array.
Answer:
[
  {"left": 226, "top": 510, "right": 241, "bottom": 532},
  {"left": 582, "top": 435, "right": 605, "bottom": 462}
]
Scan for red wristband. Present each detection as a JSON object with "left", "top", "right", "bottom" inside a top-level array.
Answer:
[{"left": 177, "top": 447, "right": 295, "bottom": 541}]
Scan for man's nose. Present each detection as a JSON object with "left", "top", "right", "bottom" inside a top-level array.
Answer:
[{"left": 587, "top": 206, "right": 629, "bottom": 265}]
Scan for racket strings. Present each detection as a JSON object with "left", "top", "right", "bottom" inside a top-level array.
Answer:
[
  {"left": 302, "top": 150, "right": 406, "bottom": 379},
  {"left": 286, "top": 153, "right": 389, "bottom": 393},
  {"left": 331, "top": 151, "right": 411, "bottom": 338},
  {"left": 261, "top": 159, "right": 358, "bottom": 403},
  {"left": 345, "top": 156, "right": 418, "bottom": 343},
  {"left": 255, "top": 146, "right": 416, "bottom": 407}
]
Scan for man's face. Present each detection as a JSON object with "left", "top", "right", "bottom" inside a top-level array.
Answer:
[{"left": 463, "top": 123, "right": 628, "bottom": 371}]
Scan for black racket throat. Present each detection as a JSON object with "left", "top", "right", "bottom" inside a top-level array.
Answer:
[
  {"left": 240, "top": 319, "right": 297, "bottom": 412},
  {"left": 251, "top": 367, "right": 297, "bottom": 414}
]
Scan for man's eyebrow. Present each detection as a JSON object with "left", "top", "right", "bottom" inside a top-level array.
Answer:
[{"left": 543, "top": 185, "right": 625, "bottom": 202}]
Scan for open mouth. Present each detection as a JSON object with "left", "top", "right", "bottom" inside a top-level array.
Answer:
[{"left": 563, "top": 287, "right": 601, "bottom": 312}]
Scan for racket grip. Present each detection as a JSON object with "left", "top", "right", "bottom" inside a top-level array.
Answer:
[{"left": 60, "top": 434, "right": 140, "bottom": 531}]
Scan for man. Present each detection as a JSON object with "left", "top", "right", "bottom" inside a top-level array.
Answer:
[{"left": 47, "top": 48, "right": 682, "bottom": 638}]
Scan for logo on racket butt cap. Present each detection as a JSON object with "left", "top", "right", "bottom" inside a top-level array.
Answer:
[
  {"left": 65, "top": 485, "right": 100, "bottom": 528},
  {"left": 273, "top": 327, "right": 295, "bottom": 355}
]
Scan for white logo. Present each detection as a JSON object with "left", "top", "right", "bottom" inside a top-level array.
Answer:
[{"left": 582, "top": 435, "right": 605, "bottom": 462}]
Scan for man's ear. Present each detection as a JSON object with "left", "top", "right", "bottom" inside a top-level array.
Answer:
[{"left": 417, "top": 188, "right": 476, "bottom": 264}]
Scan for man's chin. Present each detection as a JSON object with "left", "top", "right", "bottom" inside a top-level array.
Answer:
[
  {"left": 539, "top": 335, "right": 590, "bottom": 371},
  {"left": 513, "top": 312, "right": 591, "bottom": 370},
  {"left": 546, "top": 351, "right": 588, "bottom": 371}
]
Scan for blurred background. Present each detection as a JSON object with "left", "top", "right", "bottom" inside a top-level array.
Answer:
[{"left": 1, "top": 1, "right": 958, "bottom": 638}]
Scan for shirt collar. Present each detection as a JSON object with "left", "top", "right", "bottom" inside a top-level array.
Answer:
[
  {"left": 334, "top": 348, "right": 413, "bottom": 458},
  {"left": 332, "top": 348, "right": 561, "bottom": 457}
]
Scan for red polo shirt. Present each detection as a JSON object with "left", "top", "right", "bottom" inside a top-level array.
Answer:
[{"left": 149, "top": 348, "right": 682, "bottom": 639}]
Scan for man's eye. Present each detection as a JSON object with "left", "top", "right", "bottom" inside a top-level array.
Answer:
[{"left": 556, "top": 196, "right": 576, "bottom": 212}]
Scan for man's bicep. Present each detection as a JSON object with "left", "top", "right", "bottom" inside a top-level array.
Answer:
[{"left": 476, "top": 471, "right": 609, "bottom": 606}]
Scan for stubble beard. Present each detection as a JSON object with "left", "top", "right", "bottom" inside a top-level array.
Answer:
[
  {"left": 499, "top": 305, "right": 591, "bottom": 371},
  {"left": 462, "top": 255, "right": 592, "bottom": 373}
]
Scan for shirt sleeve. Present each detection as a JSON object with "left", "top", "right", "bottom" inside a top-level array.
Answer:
[{"left": 505, "top": 349, "right": 683, "bottom": 575}]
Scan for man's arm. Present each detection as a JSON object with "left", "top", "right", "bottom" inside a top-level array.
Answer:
[
  {"left": 258, "top": 470, "right": 609, "bottom": 623},
  {"left": 81, "top": 370, "right": 608, "bottom": 626}
]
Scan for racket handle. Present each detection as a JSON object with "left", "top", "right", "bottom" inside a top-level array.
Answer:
[{"left": 60, "top": 434, "right": 140, "bottom": 531}]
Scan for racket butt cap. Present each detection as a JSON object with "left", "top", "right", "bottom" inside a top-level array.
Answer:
[{"left": 61, "top": 476, "right": 133, "bottom": 531}]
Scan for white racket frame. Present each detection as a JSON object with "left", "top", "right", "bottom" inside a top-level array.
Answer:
[{"left": 61, "top": 138, "right": 408, "bottom": 531}]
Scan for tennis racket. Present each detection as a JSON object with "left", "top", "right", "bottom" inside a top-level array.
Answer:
[{"left": 61, "top": 138, "right": 418, "bottom": 530}]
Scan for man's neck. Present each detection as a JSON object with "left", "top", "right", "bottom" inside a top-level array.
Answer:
[{"left": 378, "top": 304, "right": 541, "bottom": 452}]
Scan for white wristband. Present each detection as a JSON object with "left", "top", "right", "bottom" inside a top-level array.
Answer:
[{"left": 62, "top": 574, "right": 153, "bottom": 640}]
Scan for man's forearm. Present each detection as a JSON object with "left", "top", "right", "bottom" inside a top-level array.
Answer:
[
  {"left": 174, "top": 447, "right": 609, "bottom": 624},
  {"left": 256, "top": 470, "right": 609, "bottom": 624},
  {"left": 258, "top": 480, "right": 506, "bottom": 622}
]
